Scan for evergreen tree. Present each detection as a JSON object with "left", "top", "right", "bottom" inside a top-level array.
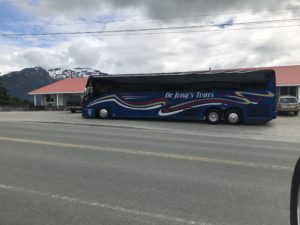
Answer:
[{"left": 0, "top": 84, "right": 33, "bottom": 106}]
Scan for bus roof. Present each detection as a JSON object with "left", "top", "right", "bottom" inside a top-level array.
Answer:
[{"left": 91, "top": 69, "right": 275, "bottom": 78}]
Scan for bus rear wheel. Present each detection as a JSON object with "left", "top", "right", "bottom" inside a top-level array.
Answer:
[
  {"left": 97, "top": 108, "right": 110, "bottom": 119},
  {"left": 226, "top": 109, "right": 241, "bottom": 125},
  {"left": 206, "top": 109, "right": 221, "bottom": 124}
]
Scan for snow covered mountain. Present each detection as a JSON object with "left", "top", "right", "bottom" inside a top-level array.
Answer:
[
  {"left": 0, "top": 67, "right": 54, "bottom": 101},
  {"left": 48, "top": 67, "right": 106, "bottom": 80},
  {"left": 0, "top": 66, "right": 107, "bottom": 101}
]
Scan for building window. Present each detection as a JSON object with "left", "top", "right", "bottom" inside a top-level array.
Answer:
[
  {"left": 279, "top": 86, "right": 298, "bottom": 97},
  {"left": 280, "top": 87, "right": 288, "bottom": 95},
  {"left": 46, "top": 94, "right": 55, "bottom": 103},
  {"left": 289, "top": 86, "right": 297, "bottom": 97}
]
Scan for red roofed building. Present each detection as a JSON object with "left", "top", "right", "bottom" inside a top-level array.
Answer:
[
  {"left": 262, "top": 65, "right": 300, "bottom": 99},
  {"left": 29, "top": 77, "right": 88, "bottom": 107}
]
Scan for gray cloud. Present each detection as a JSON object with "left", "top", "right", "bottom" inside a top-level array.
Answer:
[
  {"left": 1, "top": 0, "right": 300, "bottom": 75},
  {"left": 40, "top": 0, "right": 292, "bottom": 19},
  {"left": 1, "top": 25, "right": 300, "bottom": 75},
  {"left": 68, "top": 40, "right": 102, "bottom": 67},
  {"left": 14, "top": 50, "right": 49, "bottom": 68},
  {"left": 16, "top": 0, "right": 296, "bottom": 23}
]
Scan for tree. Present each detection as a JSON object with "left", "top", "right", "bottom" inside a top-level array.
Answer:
[{"left": 0, "top": 84, "right": 33, "bottom": 106}]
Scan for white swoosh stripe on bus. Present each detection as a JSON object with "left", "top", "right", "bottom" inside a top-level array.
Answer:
[
  {"left": 87, "top": 95, "right": 165, "bottom": 109},
  {"left": 90, "top": 99, "right": 163, "bottom": 111},
  {"left": 158, "top": 103, "right": 223, "bottom": 116}
]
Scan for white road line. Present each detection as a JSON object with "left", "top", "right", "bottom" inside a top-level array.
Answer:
[
  {"left": 1, "top": 121, "right": 298, "bottom": 155},
  {"left": 2, "top": 120, "right": 300, "bottom": 144},
  {"left": 0, "top": 120, "right": 296, "bottom": 152},
  {"left": 0, "top": 136, "right": 293, "bottom": 171},
  {"left": 0, "top": 184, "right": 210, "bottom": 225}
]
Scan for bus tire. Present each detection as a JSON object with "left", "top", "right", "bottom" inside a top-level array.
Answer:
[
  {"left": 290, "top": 158, "right": 300, "bottom": 225},
  {"left": 226, "top": 109, "right": 241, "bottom": 125},
  {"left": 294, "top": 111, "right": 299, "bottom": 116},
  {"left": 205, "top": 109, "right": 221, "bottom": 124},
  {"left": 71, "top": 109, "right": 76, "bottom": 113},
  {"left": 97, "top": 108, "right": 111, "bottom": 119}
]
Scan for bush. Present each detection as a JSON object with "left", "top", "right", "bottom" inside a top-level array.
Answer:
[{"left": 0, "top": 86, "right": 33, "bottom": 106}]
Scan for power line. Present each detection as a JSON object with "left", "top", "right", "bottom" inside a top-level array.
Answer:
[
  {"left": 2, "top": 23, "right": 300, "bottom": 40},
  {"left": 1, "top": 17, "right": 300, "bottom": 37},
  {"left": 55, "top": 23, "right": 300, "bottom": 36}
]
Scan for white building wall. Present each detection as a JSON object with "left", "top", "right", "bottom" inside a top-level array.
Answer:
[
  {"left": 57, "top": 94, "right": 64, "bottom": 106},
  {"left": 298, "top": 86, "right": 300, "bottom": 102},
  {"left": 37, "top": 94, "right": 71, "bottom": 106}
]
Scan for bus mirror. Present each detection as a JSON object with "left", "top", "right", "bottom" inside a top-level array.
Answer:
[{"left": 290, "top": 157, "right": 300, "bottom": 225}]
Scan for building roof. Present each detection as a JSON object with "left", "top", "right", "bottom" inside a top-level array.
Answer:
[
  {"left": 269, "top": 65, "right": 300, "bottom": 86},
  {"left": 29, "top": 77, "right": 88, "bottom": 95}
]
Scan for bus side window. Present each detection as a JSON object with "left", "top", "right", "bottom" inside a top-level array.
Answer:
[
  {"left": 98, "top": 80, "right": 112, "bottom": 94},
  {"left": 100, "top": 86, "right": 108, "bottom": 93}
]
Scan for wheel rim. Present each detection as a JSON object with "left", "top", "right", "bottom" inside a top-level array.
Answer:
[
  {"left": 208, "top": 112, "right": 219, "bottom": 122},
  {"left": 228, "top": 112, "right": 239, "bottom": 124},
  {"left": 99, "top": 109, "right": 109, "bottom": 118}
]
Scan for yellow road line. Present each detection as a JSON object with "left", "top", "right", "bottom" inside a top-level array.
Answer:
[{"left": 0, "top": 136, "right": 293, "bottom": 171}]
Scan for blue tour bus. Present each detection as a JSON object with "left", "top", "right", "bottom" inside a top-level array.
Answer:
[{"left": 82, "top": 70, "right": 276, "bottom": 124}]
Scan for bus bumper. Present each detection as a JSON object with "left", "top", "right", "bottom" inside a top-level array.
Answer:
[{"left": 82, "top": 108, "right": 95, "bottom": 118}]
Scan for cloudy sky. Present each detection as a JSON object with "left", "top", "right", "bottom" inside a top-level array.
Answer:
[{"left": 0, "top": 0, "right": 300, "bottom": 74}]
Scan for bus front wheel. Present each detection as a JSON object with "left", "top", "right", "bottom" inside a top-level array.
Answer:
[
  {"left": 97, "top": 108, "right": 111, "bottom": 119},
  {"left": 226, "top": 109, "right": 241, "bottom": 125},
  {"left": 205, "top": 109, "right": 221, "bottom": 124}
]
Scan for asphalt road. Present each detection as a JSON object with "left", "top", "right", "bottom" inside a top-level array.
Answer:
[{"left": 0, "top": 115, "right": 299, "bottom": 225}]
